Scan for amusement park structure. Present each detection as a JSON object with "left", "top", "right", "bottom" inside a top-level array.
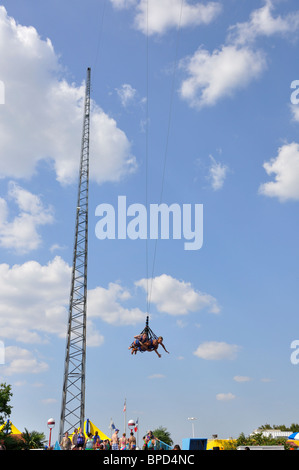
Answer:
[{"left": 59, "top": 67, "right": 91, "bottom": 442}]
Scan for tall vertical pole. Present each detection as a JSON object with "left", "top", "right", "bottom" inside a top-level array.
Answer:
[{"left": 59, "top": 68, "right": 91, "bottom": 442}]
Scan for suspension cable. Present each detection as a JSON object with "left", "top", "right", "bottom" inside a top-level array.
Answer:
[{"left": 146, "top": 0, "right": 185, "bottom": 315}]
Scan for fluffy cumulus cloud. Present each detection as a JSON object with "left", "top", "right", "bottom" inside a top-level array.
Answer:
[
  {"left": 179, "top": 44, "right": 266, "bottom": 109},
  {"left": 0, "top": 256, "right": 107, "bottom": 375},
  {"left": 179, "top": 0, "right": 299, "bottom": 109},
  {"left": 88, "top": 282, "right": 146, "bottom": 326},
  {"left": 259, "top": 142, "right": 299, "bottom": 201},
  {"left": 109, "top": 0, "right": 221, "bottom": 36},
  {"left": 0, "top": 256, "right": 108, "bottom": 348},
  {"left": 134, "top": 0, "right": 222, "bottom": 36},
  {"left": 3, "top": 346, "right": 48, "bottom": 376},
  {"left": 0, "top": 256, "right": 71, "bottom": 344},
  {"left": 193, "top": 341, "right": 240, "bottom": 360},
  {"left": 228, "top": 0, "right": 299, "bottom": 45},
  {"left": 0, "top": 181, "right": 54, "bottom": 254},
  {"left": 0, "top": 6, "right": 136, "bottom": 185},
  {"left": 136, "top": 274, "right": 220, "bottom": 315}
]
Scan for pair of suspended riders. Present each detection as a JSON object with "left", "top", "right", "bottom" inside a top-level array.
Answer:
[{"left": 129, "top": 331, "right": 169, "bottom": 358}]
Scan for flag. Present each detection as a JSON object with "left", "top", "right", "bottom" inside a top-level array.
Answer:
[
  {"left": 109, "top": 419, "right": 116, "bottom": 431},
  {"left": 134, "top": 418, "right": 138, "bottom": 433},
  {"left": 123, "top": 399, "right": 126, "bottom": 412}
]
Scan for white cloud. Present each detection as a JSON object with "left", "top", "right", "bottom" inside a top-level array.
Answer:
[
  {"left": 180, "top": 44, "right": 266, "bottom": 109},
  {"left": 0, "top": 256, "right": 71, "bottom": 343},
  {"left": 207, "top": 155, "right": 228, "bottom": 190},
  {"left": 116, "top": 83, "right": 137, "bottom": 107},
  {"left": 0, "top": 181, "right": 54, "bottom": 254},
  {"left": 148, "top": 373, "right": 165, "bottom": 379},
  {"left": 88, "top": 282, "right": 146, "bottom": 326},
  {"left": 259, "top": 142, "right": 299, "bottom": 201},
  {"left": 109, "top": 0, "right": 221, "bottom": 35},
  {"left": 3, "top": 346, "right": 48, "bottom": 376},
  {"left": 0, "top": 256, "right": 107, "bottom": 349},
  {"left": 0, "top": 6, "right": 136, "bottom": 185},
  {"left": 134, "top": 0, "right": 222, "bottom": 36},
  {"left": 179, "top": 1, "right": 299, "bottom": 110},
  {"left": 136, "top": 274, "right": 220, "bottom": 315},
  {"left": 216, "top": 392, "right": 236, "bottom": 401},
  {"left": 233, "top": 375, "right": 251, "bottom": 383},
  {"left": 193, "top": 341, "right": 240, "bottom": 360},
  {"left": 228, "top": 0, "right": 299, "bottom": 45}
]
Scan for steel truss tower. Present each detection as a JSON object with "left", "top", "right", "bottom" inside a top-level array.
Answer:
[{"left": 59, "top": 67, "right": 91, "bottom": 442}]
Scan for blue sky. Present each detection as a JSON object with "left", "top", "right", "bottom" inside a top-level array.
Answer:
[{"left": 0, "top": 0, "right": 299, "bottom": 446}]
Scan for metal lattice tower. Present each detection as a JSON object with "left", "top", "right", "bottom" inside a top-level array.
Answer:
[{"left": 59, "top": 67, "right": 91, "bottom": 442}]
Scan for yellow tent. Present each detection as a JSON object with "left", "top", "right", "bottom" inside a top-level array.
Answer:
[
  {"left": 68, "top": 419, "right": 110, "bottom": 441},
  {"left": 0, "top": 420, "right": 22, "bottom": 435},
  {"left": 84, "top": 419, "right": 110, "bottom": 440}
]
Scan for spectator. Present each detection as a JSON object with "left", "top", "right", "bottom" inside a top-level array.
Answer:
[
  {"left": 129, "top": 432, "right": 136, "bottom": 450},
  {"left": 72, "top": 428, "right": 78, "bottom": 449},
  {"left": 76, "top": 427, "right": 85, "bottom": 450},
  {"left": 60, "top": 431, "right": 72, "bottom": 450},
  {"left": 111, "top": 429, "right": 119, "bottom": 450},
  {"left": 85, "top": 433, "right": 94, "bottom": 450}
]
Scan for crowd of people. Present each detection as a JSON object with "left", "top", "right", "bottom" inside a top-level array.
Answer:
[
  {"left": 59, "top": 428, "right": 177, "bottom": 451},
  {"left": 59, "top": 428, "right": 137, "bottom": 450},
  {"left": 140, "top": 431, "right": 169, "bottom": 450}
]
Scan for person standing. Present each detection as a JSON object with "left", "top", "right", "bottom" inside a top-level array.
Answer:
[
  {"left": 76, "top": 427, "right": 85, "bottom": 450},
  {"left": 72, "top": 428, "right": 78, "bottom": 449},
  {"left": 111, "top": 429, "right": 119, "bottom": 450},
  {"left": 129, "top": 432, "right": 136, "bottom": 450},
  {"left": 119, "top": 433, "right": 127, "bottom": 450},
  {"left": 60, "top": 431, "right": 72, "bottom": 450},
  {"left": 85, "top": 433, "right": 94, "bottom": 450},
  {"left": 93, "top": 431, "right": 100, "bottom": 447}
]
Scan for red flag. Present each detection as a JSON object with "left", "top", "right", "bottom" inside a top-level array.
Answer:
[{"left": 123, "top": 399, "right": 126, "bottom": 412}]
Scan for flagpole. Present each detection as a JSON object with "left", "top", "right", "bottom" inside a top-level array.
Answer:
[{"left": 124, "top": 398, "right": 126, "bottom": 435}]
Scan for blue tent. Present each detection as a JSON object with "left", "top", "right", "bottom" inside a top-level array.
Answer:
[{"left": 54, "top": 441, "right": 61, "bottom": 450}]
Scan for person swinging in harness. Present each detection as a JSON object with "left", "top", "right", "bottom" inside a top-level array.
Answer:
[
  {"left": 129, "top": 335, "right": 169, "bottom": 358},
  {"left": 128, "top": 316, "right": 169, "bottom": 358}
]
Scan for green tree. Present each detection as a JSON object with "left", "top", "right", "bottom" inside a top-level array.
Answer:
[
  {"left": 1, "top": 434, "right": 25, "bottom": 451},
  {"left": 152, "top": 426, "right": 173, "bottom": 446},
  {"left": 0, "top": 383, "right": 13, "bottom": 426},
  {"left": 21, "top": 428, "right": 46, "bottom": 449},
  {"left": 258, "top": 423, "right": 299, "bottom": 432},
  {"left": 235, "top": 432, "right": 290, "bottom": 450}
]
